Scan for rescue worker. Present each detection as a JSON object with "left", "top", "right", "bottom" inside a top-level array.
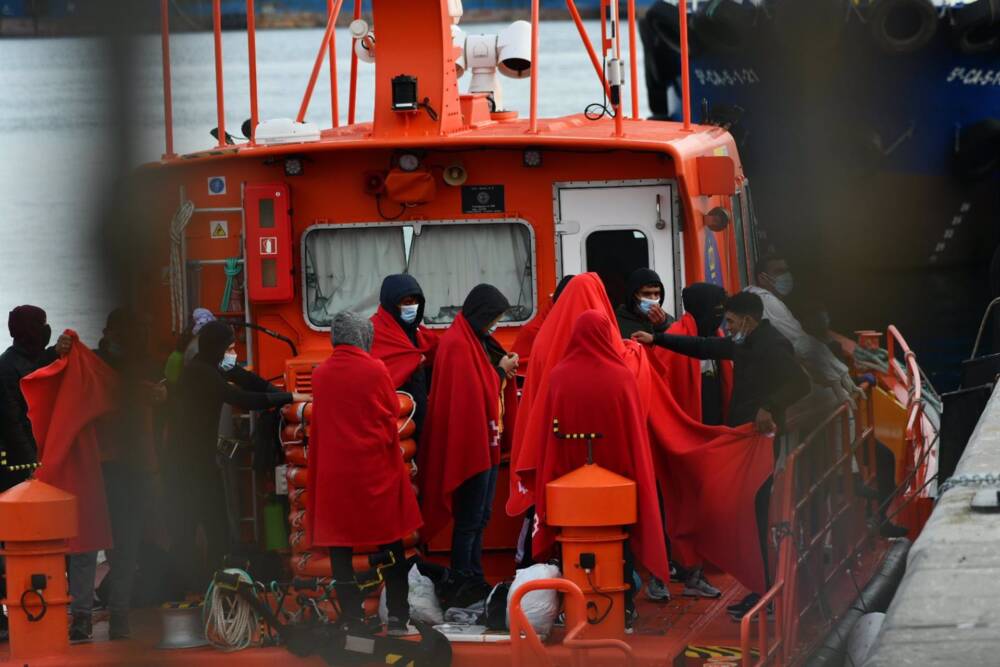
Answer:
[
  {"left": 531, "top": 310, "right": 669, "bottom": 631},
  {"left": 633, "top": 291, "right": 810, "bottom": 618},
  {"left": 370, "top": 274, "right": 438, "bottom": 439},
  {"left": 308, "top": 311, "right": 422, "bottom": 636},
  {"left": 645, "top": 282, "right": 733, "bottom": 601},
  {"left": 0, "top": 306, "right": 70, "bottom": 641},
  {"left": 94, "top": 309, "right": 165, "bottom": 640},
  {"left": 167, "top": 321, "right": 306, "bottom": 594},
  {"left": 418, "top": 285, "right": 519, "bottom": 608},
  {"left": 615, "top": 268, "right": 673, "bottom": 338}
]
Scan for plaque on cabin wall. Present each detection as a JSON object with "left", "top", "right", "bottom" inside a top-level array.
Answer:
[{"left": 461, "top": 185, "right": 505, "bottom": 213}]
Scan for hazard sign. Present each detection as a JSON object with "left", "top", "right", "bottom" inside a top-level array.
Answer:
[
  {"left": 684, "top": 645, "right": 756, "bottom": 664},
  {"left": 210, "top": 220, "right": 229, "bottom": 239},
  {"left": 260, "top": 236, "right": 278, "bottom": 256}
]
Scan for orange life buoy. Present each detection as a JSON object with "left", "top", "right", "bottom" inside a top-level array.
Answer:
[
  {"left": 289, "top": 487, "right": 308, "bottom": 509},
  {"left": 397, "top": 417, "right": 416, "bottom": 440},
  {"left": 280, "top": 401, "right": 308, "bottom": 424},
  {"left": 397, "top": 392, "right": 414, "bottom": 418},
  {"left": 281, "top": 424, "right": 305, "bottom": 445},
  {"left": 289, "top": 509, "right": 307, "bottom": 530},
  {"left": 292, "top": 547, "right": 421, "bottom": 578},
  {"left": 399, "top": 438, "right": 416, "bottom": 462},
  {"left": 286, "top": 465, "right": 308, "bottom": 488},
  {"left": 285, "top": 445, "right": 308, "bottom": 466}
]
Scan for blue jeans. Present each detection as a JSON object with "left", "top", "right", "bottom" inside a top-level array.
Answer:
[{"left": 450, "top": 465, "right": 498, "bottom": 580}]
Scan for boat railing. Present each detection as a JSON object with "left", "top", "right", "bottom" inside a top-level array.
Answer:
[
  {"left": 156, "top": 0, "right": 695, "bottom": 157},
  {"left": 509, "top": 577, "right": 634, "bottom": 667}
]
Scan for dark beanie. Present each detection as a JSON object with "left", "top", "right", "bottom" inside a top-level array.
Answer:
[
  {"left": 8, "top": 305, "right": 50, "bottom": 355},
  {"left": 196, "top": 321, "right": 235, "bottom": 366}
]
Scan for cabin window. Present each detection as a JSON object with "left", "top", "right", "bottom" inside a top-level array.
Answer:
[
  {"left": 584, "top": 229, "right": 650, "bottom": 310},
  {"left": 303, "top": 221, "right": 534, "bottom": 328}
]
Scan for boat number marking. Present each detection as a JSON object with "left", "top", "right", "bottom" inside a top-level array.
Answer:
[
  {"left": 694, "top": 68, "right": 760, "bottom": 87},
  {"left": 207, "top": 176, "right": 227, "bottom": 195},
  {"left": 947, "top": 68, "right": 1000, "bottom": 87},
  {"left": 210, "top": 220, "right": 229, "bottom": 239},
  {"left": 260, "top": 236, "right": 278, "bottom": 256}
]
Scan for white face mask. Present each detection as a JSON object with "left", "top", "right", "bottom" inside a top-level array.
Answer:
[
  {"left": 399, "top": 304, "right": 419, "bottom": 324},
  {"left": 772, "top": 273, "right": 794, "bottom": 297},
  {"left": 219, "top": 352, "right": 238, "bottom": 371},
  {"left": 638, "top": 297, "right": 659, "bottom": 315}
]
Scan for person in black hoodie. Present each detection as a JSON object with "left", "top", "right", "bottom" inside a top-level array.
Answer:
[
  {"left": 166, "top": 321, "right": 305, "bottom": 593},
  {"left": 615, "top": 268, "right": 674, "bottom": 338}
]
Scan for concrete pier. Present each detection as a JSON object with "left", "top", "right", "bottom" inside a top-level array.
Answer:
[{"left": 865, "top": 384, "right": 1000, "bottom": 666}]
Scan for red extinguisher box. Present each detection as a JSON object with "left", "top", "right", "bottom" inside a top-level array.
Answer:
[{"left": 244, "top": 183, "right": 294, "bottom": 303}]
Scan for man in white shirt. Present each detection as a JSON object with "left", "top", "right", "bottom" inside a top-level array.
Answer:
[{"left": 746, "top": 255, "right": 862, "bottom": 409}]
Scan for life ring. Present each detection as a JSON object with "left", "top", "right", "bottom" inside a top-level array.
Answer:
[
  {"left": 955, "top": 117, "right": 1000, "bottom": 180},
  {"left": 289, "top": 529, "right": 310, "bottom": 551},
  {"left": 399, "top": 438, "right": 417, "bottom": 462},
  {"left": 280, "top": 401, "right": 309, "bottom": 424},
  {"left": 693, "top": 0, "right": 757, "bottom": 55},
  {"left": 289, "top": 509, "right": 307, "bottom": 530},
  {"left": 286, "top": 465, "right": 308, "bottom": 488},
  {"left": 289, "top": 487, "right": 308, "bottom": 510},
  {"left": 398, "top": 417, "right": 416, "bottom": 441},
  {"left": 397, "top": 392, "right": 415, "bottom": 418},
  {"left": 867, "top": 0, "right": 938, "bottom": 54},
  {"left": 284, "top": 445, "right": 307, "bottom": 466},
  {"left": 950, "top": 0, "right": 1000, "bottom": 54},
  {"left": 280, "top": 424, "right": 305, "bottom": 445},
  {"left": 292, "top": 547, "right": 421, "bottom": 578}
]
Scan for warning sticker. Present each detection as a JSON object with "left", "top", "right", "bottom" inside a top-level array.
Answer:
[
  {"left": 260, "top": 236, "right": 278, "bottom": 256},
  {"left": 210, "top": 220, "right": 229, "bottom": 239},
  {"left": 684, "top": 645, "right": 756, "bottom": 664}
]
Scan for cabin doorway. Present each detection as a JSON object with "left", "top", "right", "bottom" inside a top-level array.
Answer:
[{"left": 555, "top": 180, "right": 682, "bottom": 314}]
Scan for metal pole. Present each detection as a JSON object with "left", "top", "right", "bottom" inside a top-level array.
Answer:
[
  {"left": 528, "top": 0, "right": 539, "bottom": 133},
  {"left": 213, "top": 0, "right": 226, "bottom": 147},
  {"left": 627, "top": 0, "right": 638, "bottom": 120},
  {"left": 160, "top": 0, "right": 175, "bottom": 158},
  {"left": 679, "top": 0, "right": 692, "bottom": 131},
  {"left": 297, "top": 1, "right": 343, "bottom": 124},
  {"left": 327, "top": 0, "right": 340, "bottom": 127},
  {"left": 612, "top": 0, "right": 623, "bottom": 137},
  {"left": 246, "top": 0, "right": 259, "bottom": 145},
  {"left": 348, "top": 0, "right": 361, "bottom": 124},
  {"left": 566, "top": 0, "right": 612, "bottom": 98}
]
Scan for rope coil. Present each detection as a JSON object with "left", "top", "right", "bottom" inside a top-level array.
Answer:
[
  {"left": 169, "top": 200, "right": 195, "bottom": 334},
  {"left": 204, "top": 569, "right": 261, "bottom": 651}
]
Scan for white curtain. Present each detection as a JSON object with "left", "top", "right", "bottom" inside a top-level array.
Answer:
[
  {"left": 305, "top": 227, "right": 406, "bottom": 325},
  {"left": 409, "top": 224, "right": 533, "bottom": 325}
]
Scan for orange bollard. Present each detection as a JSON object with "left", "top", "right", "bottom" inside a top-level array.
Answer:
[
  {"left": 546, "top": 463, "right": 636, "bottom": 638},
  {"left": 0, "top": 479, "right": 78, "bottom": 659}
]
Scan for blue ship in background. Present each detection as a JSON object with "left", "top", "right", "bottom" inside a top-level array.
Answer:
[{"left": 640, "top": 0, "right": 1000, "bottom": 389}]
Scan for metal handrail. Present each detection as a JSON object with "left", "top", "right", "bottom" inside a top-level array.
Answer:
[
  {"left": 509, "top": 578, "right": 634, "bottom": 667},
  {"left": 970, "top": 296, "right": 1000, "bottom": 361}
]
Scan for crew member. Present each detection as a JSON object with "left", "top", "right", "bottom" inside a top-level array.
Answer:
[
  {"left": 370, "top": 274, "right": 438, "bottom": 439},
  {"left": 308, "top": 312, "right": 422, "bottom": 636},
  {"left": 615, "top": 268, "right": 672, "bottom": 338},
  {"left": 531, "top": 310, "right": 669, "bottom": 631},
  {"left": 633, "top": 291, "right": 810, "bottom": 618},
  {"left": 418, "top": 284, "right": 519, "bottom": 607},
  {"left": 167, "top": 321, "right": 305, "bottom": 593},
  {"left": 645, "top": 283, "right": 733, "bottom": 601}
]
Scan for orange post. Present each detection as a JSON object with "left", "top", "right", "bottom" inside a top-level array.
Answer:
[
  {"left": 547, "top": 463, "right": 636, "bottom": 638},
  {"left": 348, "top": 0, "right": 361, "bottom": 125},
  {"left": 679, "top": 0, "right": 691, "bottom": 130},
  {"left": 529, "top": 0, "right": 540, "bottom": 133},
  {"left": 612, "top": 0, "right": 624, "bottom": 137},
  {"left": 0, "top": 480, "right": 78, "bottom": 660},
  {"left": 298, "top": 1, "right": 343, "bottom": 124},
  {"left": 159, "top": 0, "right": 175, "bottom": 158},
  {"left": 627, "top": 0, "right": 638, "bottom": 119},
  {"left": 565, "top": 0, "right": 613, "bottom": 99},
  {"left": 327, "top": 0, "right": 340, "bottom": 127},
  {"left": 212, "top": 0, "right": 226, "bottom": 147},
  {"left": 246, "top": 0, "right": 259, "bottom": 144}
]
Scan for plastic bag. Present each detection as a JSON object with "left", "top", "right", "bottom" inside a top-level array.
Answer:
[
  {"left": 378, "top": 563, "right": 445, "bottom": 625},
  {"left": 506, "top": 563, "right": 561, "bottom": 637}
]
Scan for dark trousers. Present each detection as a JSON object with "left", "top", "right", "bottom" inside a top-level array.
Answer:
[
  {"left": 451, "top": 465, "right": 498, "bottom": 580},
  {"left": 755, "top": 476, "right": 774, "bottom": 593},
  {"left": 167, "top": 461, "right": 231, "bottom": 595},
  {"left": 330, "top": 540, "right": 408, "bottom": 623},
  {"left": 102, "top": 462, "right": 150, "bottom": 617}
]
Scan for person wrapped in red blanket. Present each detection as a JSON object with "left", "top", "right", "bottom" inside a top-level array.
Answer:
[
  {"left": 370, "top": 274, "right": 438, "bottom": 440},
  {"left": 21, "top": 330, "right": 117, "bottom": 640},
  {"left": 308, "top": 311, "right": 422, "bottom": 636},
  {"left": 510, "top": 274, "right": 575, "bottom": 366},
  {"left": 530, "top": 310, "right": 669, "bottom": 628},
  {"left": 418, "top": 284, "right": 519, "bottom": 608}
]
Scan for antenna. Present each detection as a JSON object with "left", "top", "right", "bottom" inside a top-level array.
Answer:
[
  {"left": 552, "top": 419, "right": 604, "bottom": 465},
  {"left": 679, "top": 0, "right": 692, "bottom": 131}
]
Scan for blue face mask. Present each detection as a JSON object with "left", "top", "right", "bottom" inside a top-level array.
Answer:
[
  {"left": 399, "top": 304, "right": 419, "bottom": 324},
  {"left": 219, "top": 352, "right": 238, "bottom": 371},
  {"left": 772, "top": 273, "right": 794, "bottom": 297},
  {"left": 638, "top": 298, "right": 659, "bottom": 315}
]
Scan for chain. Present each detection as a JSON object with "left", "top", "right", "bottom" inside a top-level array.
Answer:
[{"left": 938, "top": 473, "right": 1000, "bottom": 496}]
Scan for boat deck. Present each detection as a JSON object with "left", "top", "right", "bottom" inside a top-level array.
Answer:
[{"left": 2, "top": 571, "right": 761, "bottom": 667}]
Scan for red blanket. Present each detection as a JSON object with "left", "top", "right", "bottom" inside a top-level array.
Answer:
[
  {"left": 507, "top": 274, "right": 618, "bottom": 516},
  {"left": 370, "top": 306, "right": 438, "bottom": 388},
  {"left": 23, "top": 331, "right": 116, "bottom": 553},
  {"left": 653, "top": 313, "right": 733, "bottom": 424},
  {"left": 531, "top": 311, "right": 669, "bottom": 581},
  {"left": 417, "top": 314, "right": 518, "bottom": 540},
  {"left": 307, "top": 345, "right": 422, "bottom": 547}
]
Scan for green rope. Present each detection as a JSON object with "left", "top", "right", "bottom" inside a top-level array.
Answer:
[{"left": 220, "top": 258, "right": 242, "bottom": 313}]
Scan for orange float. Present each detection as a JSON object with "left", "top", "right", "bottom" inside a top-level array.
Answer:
[
  {"left": 397, "top": 392, "right": 414, "bottom": 418},
  {"left": 284, "top": 445, "right": 307, "bottom": 466},
  {"left": 286, "top": 465, "right": 308, "bottom": 488},
  {"left": 397, "top": 417, "right": 416, "bottom": 440},
  {"left": 399, "top": 438, "right": 416, "bottom": 462}
]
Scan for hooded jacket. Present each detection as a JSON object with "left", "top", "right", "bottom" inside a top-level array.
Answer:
[{"left": 615, "top": 268, "right": 673, "bottom": 338}]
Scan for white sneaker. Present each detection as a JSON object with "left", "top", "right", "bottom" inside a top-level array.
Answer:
[
  {"left": 645, "top": 576, "right": 671, "bottom": 602},
  {"left": 682, "top": 569, "right": 721, "bottom": 598},
  {"left": 386, "top": 617, "right": 419, "bottom": 637}
]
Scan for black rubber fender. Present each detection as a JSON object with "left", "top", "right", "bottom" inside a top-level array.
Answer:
[
  {"left": 949, "top": 0, "right": 1000, "bottom": 55},
  {"left": 867, "top": 0, "right": 939, "bottom": 54},
  {"left": 768, "top": 0, "right": 848, "bottom": 53},
  {"left": 955, "top": 117, "right": 1000, "bottom": 181},
  {"left": 693, "top": 0, "right": 758, "bottom": 55},
  {"left": 643, "top": 1, "right": 691, "bottom": 55},
  {"left": 804, "top": 538, "right": 912, "bottom": 667}
]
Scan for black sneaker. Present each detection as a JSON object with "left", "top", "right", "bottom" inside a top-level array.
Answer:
[
  {"left": 0, "top": 612, "right": 9, "bottom": 642},
  {"left": 669, "top": 561, "right": 689, "bottom": 583},
  {"left": 69, "top": 613, "right": 93, "bottom": 643},
  {"left": 880, "top": 522, "right": 909, "bottom": 539},
  {"left": 726, "top": 593, "right": 759, "bottom": 617},
  {"left": 624, "top": 606, "right": 637, "bottom": 634}
]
